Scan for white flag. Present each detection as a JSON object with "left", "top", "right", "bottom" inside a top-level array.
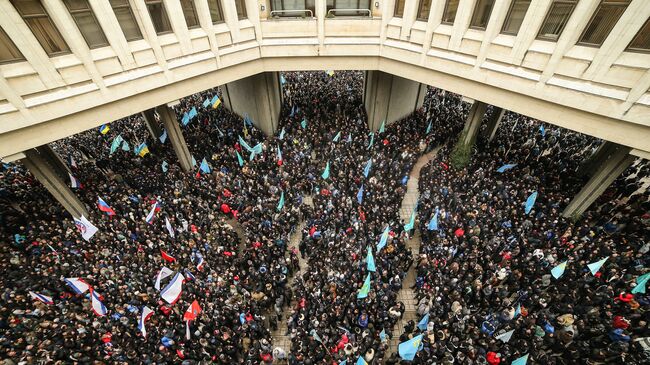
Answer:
[
  {"left": 165, "top": 217, "right": 175, "bottom": 238},
  {"left": 154, "top": 267, "right": 174, "bottom": 291},
  {"left": 495, "top": 329, "right": 515, "bottom": 343},
  {"left": 73, "top": 216, "right": 98, "bottom": 241}
]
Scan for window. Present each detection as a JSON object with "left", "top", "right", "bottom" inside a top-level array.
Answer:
[
  {"left": 578, "top": 0, "right": 630, "bottom": 47},
  {"left": 11, "top": 0, "right": 70, "bottom": 56},
  {"left": 234, "top": 0, "right": 247, "bottom": 19},
  {"left": 270, "top": 0, "right": 316, "bottom": 17},
  {"left": 470, "top": 0, "right": 495, "bottom": 30},
  {"left": 63, "top": 0, "right": 108, "bottom": 48},
  {"left": 109, "top": 0, "right": 142, "bottom": 40},
  {"left": 417, "top": 0, "right": 432, "bottom": 21},
  {"left": 180, "top": 0, "right": 199, "bottom": 28},
  {"left": 394, "top": 0, "right": 405, "bottom": 17},
  {"left": 145, "top": 0, "right": 172, "bottom": 34},
  {"left": 0, "top": 27, "right": 25, "bottom": 63},
  {"left": 207, "top": 0, "right": 225, "bottom": 23},
  {"left": 326, "top": 0, "right": 371, "bottom": 16},
  {"left": 537, "top": 0, "right": 578, "bottom": 41},
  {"left": 442, "top": 0, "right": 459, "bottom": 24},
  {"left": 502, "top": 0, "right": 531, "bottom": 35},
  {"left": 627, "top": 18, "right": 650, "bottom": 52}
]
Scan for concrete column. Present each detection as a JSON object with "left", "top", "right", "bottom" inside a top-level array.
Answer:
[
  {"left": 21, "top": 148, "right": 88, "bottom": 218},
  {"left": 363, "top": 71, "right": 426, "bottom": 132},
  {"left": 34, "top": 144, "right": 71, "bottom": 180},
  {"left": 461, "top": 100, "right": 488, "bottom": 146},
  {"left": 156, "top": 103, "right": 192, "bottom": 172},
  {"left": 484, "top": 107, "right": 504, "bottom": 142},
  {"left": 142, "top": 109, "right": 163, "bottom": 141},
  {"left": 221, "top": 72, "right": 282, "bottom": 136},
  {"left": 562, "top": 144, "right": 635, "bottom": 218},
  {"left": 576, "top": 141, "right": 619, "bottom": 177}
]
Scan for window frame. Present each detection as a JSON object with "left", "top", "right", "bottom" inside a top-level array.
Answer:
[
  {"left": 109, "top": 0, "right": 143, "bottom": 41},
  {"left": 144, "top": 0, "right": 173, "bottom": 35},
  {"left": 536, "top": 0, "right": 578, "bottom": 42},
  {"left": 207, "top": 0, "right": 225, "bottom": 23},
  {"left": 394, "top": 0, "right": 405, "bottom": 18},
  {"left": 576, "top": 0, "right": 630, "bottom": 47},
  {"left": 234, "top": 0, "right": 248, "bottom": 20},
  {"left": 626, "top": 17, "right": 650, "bottom": 53},
  {"left": 501, "top": 0, "right": 532, "bottom": 36},
  {"left": 469, "top": 0, "right": 495, "bottom": 30},
  {"left": 180, "top": 0, "right": 200, "bottom": 29},
  {"left": 0, "top": 27, "right": 25, "bottom": 64},
  {"left": 11, "top": 0, "right": 71, "bottom": 56},
  {"left": 270, "top": 0, "right": 316, "bottom": 18},
  {"left": 441, "top": 0, "right": 459, "bottom": 25},
  {"left": 63, "top": 0, "right": 109, "bottom": 49},
  {"left": 416, "top": 0, "right": 432, "bottom": 21}
]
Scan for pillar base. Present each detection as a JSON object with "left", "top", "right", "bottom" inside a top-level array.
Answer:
[{"left": 461, "top": 101, "right": 488, "bottom": 146}]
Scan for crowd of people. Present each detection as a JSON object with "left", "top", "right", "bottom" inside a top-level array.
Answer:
[{"left": 0, "top": 70, "right": 647, "bottom": 364}]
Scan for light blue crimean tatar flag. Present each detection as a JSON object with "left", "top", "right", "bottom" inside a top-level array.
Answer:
[
  {"left": 426, "top": 120, "right": 432, "bottom": 134},
  {"left": 551, "top": 261, "right": 568, "bottom": 279},
  {"left": 333, "top": 131, "right": 341, "bottom": 142},
  {"left": 277, "top": 191, "right": 285, "bottom": 212},
  {"left": 363, "top": 158, "right": 372, "bottom": 178},
  {"left": 398, "top": 334, "right": 423, "bottom": 361},
  {"left": 587, "top": 257, "right": 609, "bottom": 276},
  {"left": 357, "top": 273, "right": 371, "bottom": 299},
  {"left": 366, "top": 246, "right": 376, "bottom": 272},
  {"left": 236, "top": 151, "right": 244, "bottom": 167},
  {"left": 367, "top": 132, "right": 374, "bottom": 149},
  {"left": 511, "top": 353, "right": 529, "bottom": 365},
  {"left": 357, "top": 184, "right": 364, "bottom": 204},
  {"left": 159, "top": 129, "right": 167, "bottom": 144},
  {"left": 161, "top": 161, "right": 168, "bottom": 173},
  {"left": 356, "top": 356, "right": 367, "bottom": 365},
  {"left": 322, "top": 161, "right": 330, "bottom": 180},
  {"left": 417, "top": 313, "right": 429, "bottom": 331},
  {"left": 525, "top": 191, "right": 538, "bottom": 214},
  {"left": 404, "top": 203, "right": 417, "bottom": 231},
  {"left": 497, "top": 164, "right": 517, "bottom": 173},
  {"left": 378, "top": 119, "right": 385, "bottom": 134},
  {"left": 428, "top": 208, "right": 439, "bottom": 231},
  {"left": 631, "top": 272, "right": 650, "bottom": 294},
  {"left": 301, "top": 118, "right": 307, "bottom": 129},
  {"left": 376, "top": 225, "right": 390, "bottom": 251},
  {"left": 200, "top": 158, "right": 211, "bottom": 174}
]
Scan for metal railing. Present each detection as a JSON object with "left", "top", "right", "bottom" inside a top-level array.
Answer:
[
  {"left": 270, "top": 9, "right": 314, "bottom": 18},
  {"left": 326, "top": 8, "right": 372, "bottom": 17}
]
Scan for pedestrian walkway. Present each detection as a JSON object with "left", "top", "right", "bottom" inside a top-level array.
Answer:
[
  {"left": 388, "top": 148, "right": 439, "bottom": 356},
  {"left": 270, "top": 196, "right": 311, "bottom": 357}
]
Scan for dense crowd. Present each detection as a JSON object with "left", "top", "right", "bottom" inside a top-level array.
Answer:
[{"left": 0, "top": 71, "right": 648, "bottom": 365}]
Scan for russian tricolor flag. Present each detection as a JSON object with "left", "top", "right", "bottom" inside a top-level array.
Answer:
[
  {"left": 69, "top": 173, "right": 81, "bottom": 189},
  {"left": 160, "top": 273, "right": 184, "bottom": 305},
  {"left": 29, "top": 291, "right": 54, "bottom": 305},
  {"left": 139, "top": 306, "right": 154, "bottom": 338},
  {"left": 196, "top": 256, "right": 205, "bottom": 271},
  {"left": 145, "top": 202, "right": 158, "bottom": 224},
  {"left": 64, "top": 278, "right": 90, "bottom": 294},
  {"left": 90, "top": 288, "right": 107, "bottom": 316},
  {"left": 97, "top": 197, "right": 116, "bottom": 216}
]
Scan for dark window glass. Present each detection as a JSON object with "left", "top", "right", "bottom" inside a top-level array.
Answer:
[
  {"left": 180, "top": 0, "right": 199, "bottom": 28},
  {"left": 537, "top": 0, "right": 578, "bottom": 41},
  {"left": 502, "top": 0, "right": 531, "bottom": 35},
  {"left": 417, "top": 0, "right": 432, "bottom": 21},
  {"left": 0, "top": 27, "right": 25, "bottom": 63},
  {"left": 63, "top": 0, "right": 108, "bottom": 48},
  {"left": 109, "top": 0, "right": 142, "bottom": 41},
  {"left": 627, "top": 18, "right": 650, "bottom": 52},
  {"left": 442, "top": 0, "right": 459, "bottom": 24},
  {"left": 11, "top": 0, "right": 70, "bottom": 56},
  {"left": 207, "top": 0, "right": 225, "bottom": 23},
  {"left": 469, "top": 0, "right": 495, "bottom": 30},
  {"left": 145, "top": 0, "right": 172, "bottom": 34},
  {"left": 578, "top": 0, "right": 630, "bottom": 47}
]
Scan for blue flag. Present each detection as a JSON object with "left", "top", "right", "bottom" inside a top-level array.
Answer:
[
  {"left": 121, "top": 140, "right": 130, "bottom": 151},
  {"left": 587, "top": 257, "right": 608, "bottom": 276},
  {"left": 347, "top": 134, "right": 352, "bottom": 143},
  {"left": 551, "top": 261, "right": 568, "bottom": 279},
  {"left": 191, "top": 155, "right": 197, "bottom": 167},
  {"left": 290, "top": 105, "right": 295, "bottom": 117},
  {"left": 512, "top": 354, "right": 529, "bottom": 365},
  {"left": 279, "top": 128, "right": 285, "bottom": 140},
  {"left": 404, "top": 205, "right": 417, "bottom": 231},
  {"left": 357, "top": 184, "right": 364, "bottom": 204},
  {"left": 277, "top": 191, "right": 284, "bottom": 211},
  {"left": 188, "top": 107, "right": 197, "bottom": 120},
  {"left": 514, "top": 303, "right": 521, "bottom": 317},
  {"left": 322, "top": 161, "right": 330, "bottom": 179},
  {"left": 539, "top": 125, "right": 546, "bottom": 137},
  {"left": 181, "top": 112, "right": 190, "bottom": 126},
  {"left": 363, "top": 158, "right": 372, "bottom": 178},
  {"left": 379, "top": 328, "right": 387, "bottom": 342},
  {"left": 525, "top": 191, "right": 538, "bottom": 214},
  {"left": 417, "top": 313, "right": 429, "bottom": 331},
  {"left": 398, "top": 334, "right": 423, "bottom": 361},
  {"left": 339, "top": 360, "right": 347, "bottom": 365},
  {"left": 200, "top": 158, "right": 211, "bottom": 174},
  {"left": 202, "top": 98, "right": 210, "bottom": 107},
  {"left": 631, "top": 272, "right": 650, "bottom": 294},
  {"left": 377, "top": 225, "right": 389, "bottom": 251},
  {"left": 238, "top": 136, "right": 253, "bottom": 153},
  {"left": 357, "top": 273, "right": 371, "bottom": 299},
  {"left": 159, "top": 129, "right": 167, "bottom": 144},
  {"left": 356, "top": 357, "right": 367, "bottom": 365},
  {"left": 367, "top": 132, "right": 374, "bottom": 149},
  {"left": 426, "top": 120, "right": 432, "bottom": 134},
  {"left": 301, "top": 118, "right": 307, "bottom": 129},
  {"left": 497, "top": 163, "right": 517, "bottom": 173},
  {"left": 428, "top": 208, "right": 439, "bottom": 231},
  {"left": 280, "top": 74, "right": 286, "bottom": 85},
  {"left": 333, "top": 131, "right": 341, "bottom": 142},
  {"left": 239, "top": 313, "right": 246, "bottom": 324},
  {"left": 379, "top": 119, "right": 385, "bottom": 134},
  {"left": 366, "top": 246, "right": 376, "bottom": 272},
  {"left": 161, "top": 161, "right": 168, "bottom": 173},
  {"left": 236, "top": 151, "right": 244, "bottom": 167}
]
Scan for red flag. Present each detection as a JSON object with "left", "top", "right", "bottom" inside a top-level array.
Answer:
[
  {"left": 161, "top": 250, "right": 176, "bottom": 263},
  {"left": 183, "top": 300, "right": 201, "bottom": 321},
  {"left": 359, "top": 208, "right": 366, "bottom": 222}
]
